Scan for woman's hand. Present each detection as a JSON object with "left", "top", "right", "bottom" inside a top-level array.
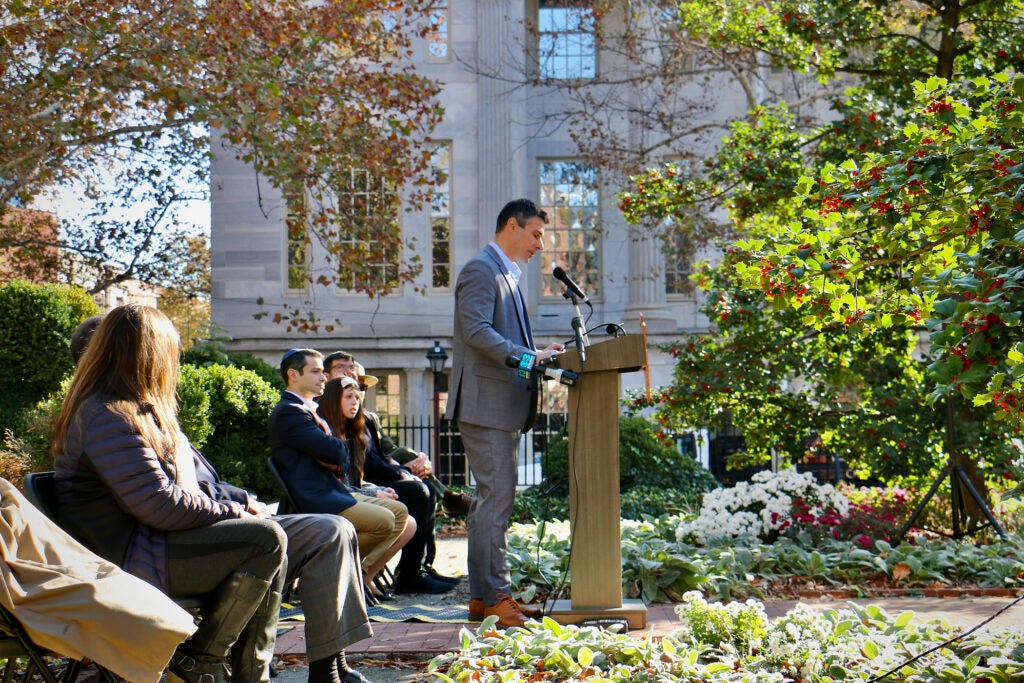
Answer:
[{"left": 376, "top": 488, "right": 399, "bottom": 500}]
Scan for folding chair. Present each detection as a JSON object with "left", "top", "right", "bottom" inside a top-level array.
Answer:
[
  {"left": 265, "top": 459, "right": 299, "bottom": 516},
  {"left": 0, "top": 603, "right": 64, "bottom": 683},
  {"left": 0, "top": 590, "right": 120, "bottom": 683},
  {"left": 23, "top": 472, "right": 205, "bottom": 616}
]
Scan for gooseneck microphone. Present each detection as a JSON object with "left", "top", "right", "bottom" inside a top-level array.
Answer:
[
  {"left": 552, "top": 266, "right": 588, "bottom": 304},
  {"left": 571, "top": 317, "right": 586, "bottom": 364},
  {"left": 506, "top": 353, "right": 579, "bottom": 387}
]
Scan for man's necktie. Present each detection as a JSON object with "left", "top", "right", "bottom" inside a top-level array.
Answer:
[
  {"left": 516, "top": 285, "right": 534, "bottom": 348},
  {"left": 516, "top": 285, "right": 539, "bottom": 432}
]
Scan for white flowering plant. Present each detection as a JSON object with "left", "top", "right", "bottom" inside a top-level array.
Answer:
[
  {"left": 677, "top": 468, "right": 850, "bottom": 544},
  {"left": 673, "top": 590, "right": 769, "bottom": 657}
]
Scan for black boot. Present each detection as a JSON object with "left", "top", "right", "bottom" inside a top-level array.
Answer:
[
  {"left": 308, "top": 654, "right": 341, "bottom": 683},
  {"left": 336, "top": 650, "right": 372, "bottom": 683},
  {"left": 171, "top": 572, "right": 273, "bottom": 683},
  {"left": 167, "top": 648, "right": 229, "bottom": 683},
  {"left": 230, "top": 572, "right": 285, "bottom": 683}
]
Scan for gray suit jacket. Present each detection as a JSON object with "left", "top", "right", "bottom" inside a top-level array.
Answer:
[{"left": 446, "top": 244, "right": 537, "bottom": 432}]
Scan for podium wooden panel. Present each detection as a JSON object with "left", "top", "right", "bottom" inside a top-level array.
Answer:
[{"left": 548, "top": 335, "right": 647, "bottom": 628}]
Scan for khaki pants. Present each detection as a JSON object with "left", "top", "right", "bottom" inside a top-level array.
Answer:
[{"left": 339, "top": 491, "right": 409, "bottom": 573}]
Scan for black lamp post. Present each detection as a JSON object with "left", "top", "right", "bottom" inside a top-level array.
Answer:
[{"left": 425, "top": 340, "right": 448, "bottom": 473}]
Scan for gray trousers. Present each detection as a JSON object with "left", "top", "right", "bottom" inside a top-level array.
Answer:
[
  {"left": 273, "top": 514, "right": 373, "bottom": 661},
  {"left": 458, "top": 420, "right": 520, "bottom": 606}
]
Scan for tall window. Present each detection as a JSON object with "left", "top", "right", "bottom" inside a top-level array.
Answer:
[
  {"left": 430, "top": 142, "right": 452, "bottom": 288},
  {"left": 335, "top": 169, "right": 400, "bottom": 291},
  {"left": 427, "top": 0, "right": 449, "bottom": 60},
  {"left": 538, "top": 0, "right": 596, "bottom": 80},
  {"left": 284, "top": 182, "right": 309, "bottom": 292},
  {"left": 538, "top": 161, "right": 600, "bottom": 300},
  {"left": 373, "top": 372, "right": 403, "bottom": 421},
  {"left": 663, "top": 229, "right": 694, "bottom": 296}
]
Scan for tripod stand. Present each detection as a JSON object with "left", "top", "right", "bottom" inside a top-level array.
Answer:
[{"left": 895, "top": 393, "right": 1006, "bottom": 542}]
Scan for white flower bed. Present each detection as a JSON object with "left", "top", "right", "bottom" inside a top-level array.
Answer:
[{"left": 678, "top": 468, "right": 850, "bottom": 544}]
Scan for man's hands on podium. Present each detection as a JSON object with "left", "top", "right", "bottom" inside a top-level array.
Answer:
[{"left": 535, "top": 343, "right": 565, "bottom": 364}]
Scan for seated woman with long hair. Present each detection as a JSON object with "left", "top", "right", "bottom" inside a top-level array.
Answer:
[
  {"left": 317, "top": 377, "right": 454, "bottom": 595},
  {"left": 51, "top": 305, "right": 287, "bottom": 683},
  {"left": 316, "top": 376, "right": 415, "bottom": 596}
]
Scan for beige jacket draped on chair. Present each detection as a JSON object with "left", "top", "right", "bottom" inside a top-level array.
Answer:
[{"left": 0, "top": 478, "right": 196, "bottom": 682}]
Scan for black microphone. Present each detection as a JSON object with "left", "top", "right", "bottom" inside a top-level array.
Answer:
[
  {"left": 552, "top": 267, "right": 588, "bottom": 304},
  {"left": 505, "top": 354, "right": 579, "bottom": 387}
]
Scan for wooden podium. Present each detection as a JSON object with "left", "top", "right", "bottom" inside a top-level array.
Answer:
[{"left": 547, "top": 335, "right": 648, "bottom": 628}]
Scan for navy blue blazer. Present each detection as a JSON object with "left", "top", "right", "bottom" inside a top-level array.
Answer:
[{"left": 268, "top": 392, "right": 357, "bottom": 513}]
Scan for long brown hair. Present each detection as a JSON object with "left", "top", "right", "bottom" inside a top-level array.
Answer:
[
  {"left": 317, "top": 376, "right": 367, "bottom": 478},
  {"left": 53, "top": 304, "right": 186, "bottom": 462}
]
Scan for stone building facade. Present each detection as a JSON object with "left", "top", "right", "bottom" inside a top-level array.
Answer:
[{"left": 210, "top": 1, "right": 768, "bottom": 424}]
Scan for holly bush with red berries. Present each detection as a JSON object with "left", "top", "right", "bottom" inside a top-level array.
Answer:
[
  {"left": 734, "top": 75, "right": 1024, "bottom": 423},
  {"left": 620, "top": 1, "right": 1024, "bottom": 488},
  {"left": 628, "top": 243, "right": 1018, "bottom": 485}
]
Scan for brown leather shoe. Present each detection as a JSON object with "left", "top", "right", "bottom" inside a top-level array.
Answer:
[
  {"left": 482, "top": 595, "right": 528, "bottom": 628},
  {"left": 469, "top": 597, "right": 542, "bottom": 621},
  {"left": 442, "top": 490, "right": 472, "bottom": 516}
]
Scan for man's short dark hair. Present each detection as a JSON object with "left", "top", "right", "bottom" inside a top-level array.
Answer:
[
  {"left": 495, "top": 198, "right": 547, "bottom": 234},
  {"left": 70, "top": 315, "right": 104, "bottom": 365},
  {"left": 323, "top": 350, "right": 354, "bottom": 374},
  {"left": 279, "top": 348, "right": 322, "bottom": 382}
]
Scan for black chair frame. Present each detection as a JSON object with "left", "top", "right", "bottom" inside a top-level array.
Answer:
[
  {"left": 0, "top": 603, "right": 123, "bottom": 683},
  {"left": 2, "top": 477, "right": 121, "bottom": 683}
]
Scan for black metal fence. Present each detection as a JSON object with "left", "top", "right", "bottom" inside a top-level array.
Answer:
[
  {"left": 708, "top": 434, "right": 848, "bottom": 485},
  {"left": 380, "top": 413, "right": 567, "bottom": 489},
  {"left": 383, "top": 416, "right": 846, "bottom": 489}
]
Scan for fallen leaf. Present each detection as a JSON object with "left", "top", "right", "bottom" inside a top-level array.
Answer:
[{"left": 892, "top": 562, "right": 912, "bottom": 582}]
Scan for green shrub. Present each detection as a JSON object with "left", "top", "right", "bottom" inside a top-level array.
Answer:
[
  {"left": 183, "top": 343, "right": 284, "bottom": 391},
  {"left": 537, "top": 415, "right": 719, "bottom": 516},
  {"left": 512, "top": 484, "right": 700, "bottom": 524},
  {"left": 511, "top": 485, "right": 569, "bottom": 523},
  {"left": 0, "top": 280, "right": 98, "bottom": 430},
  {"left": 181, "top": 342, "right": 233, "bottom": 368},
  {"left": 620, "top": 486, "right": 700, "bottom": 520},
  {"left": 0, "top": 359, "right": 278, "bottom": 500},
  {"left": 0, "top": 429, "right": 33, "bottom": 489},
  {"left": 177, "top": 365, "right": 214, "bottom": 450},
  {"left": 179, "top": 363, "right": 279, "bottom": 501}
]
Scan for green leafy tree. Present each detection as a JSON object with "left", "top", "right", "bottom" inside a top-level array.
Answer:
[
  {"left": 618, "top": 1, "right": 1024, "bottom": 490},
  {"left": 734, "top": 75, "right": 1024, "bottom": 431},
  {"left": 630, "top": 255, "right": 961, "bottom": 483},
  {"left": 2, "top": 0, "right": 443, "bottom": 323},
  {"left": 621, "top": 0, "right": 1024, "bottom": 239}
]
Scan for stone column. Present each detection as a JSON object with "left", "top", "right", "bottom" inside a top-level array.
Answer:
[{"left": 477, "top": 1, "right": 521, "bottom": 244}]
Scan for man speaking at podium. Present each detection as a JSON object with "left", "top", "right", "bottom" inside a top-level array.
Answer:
[{"left": 446, "top": 198, "right": 565, "bottom": 627}]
